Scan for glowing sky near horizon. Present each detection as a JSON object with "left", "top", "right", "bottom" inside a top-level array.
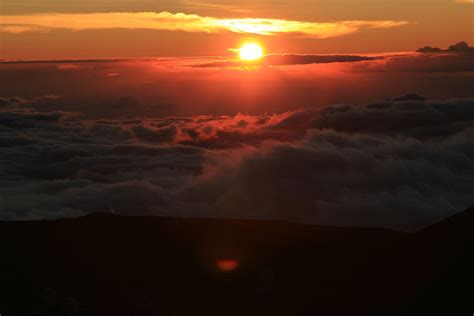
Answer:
[{"left": 0, "top": 0, "right": 473, "bottom": 59}]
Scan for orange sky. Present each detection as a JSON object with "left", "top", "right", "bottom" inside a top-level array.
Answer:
[{"left": 1, "top": 0, "right": 473, "bottom": 60}]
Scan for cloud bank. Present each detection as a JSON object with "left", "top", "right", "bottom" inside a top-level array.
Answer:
[
  {"left": 194, "top": 54, "right": 379, "bottom": 67},
  {"left": 1, "top": 96, "right": 473, "bottom": 231},
  {"left": 1, "top": 53, "right": 473, "bottom": 121},
  {"left": 0, "top": 11, "right": 408, "bottom": 38},
  {"left": 417, "top": 41, "right": 474, "bottom": 54}
]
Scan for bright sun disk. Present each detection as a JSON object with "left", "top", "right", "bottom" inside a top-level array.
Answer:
[{"left": 239, "top": 43, "right": 264, "bottom": 61}]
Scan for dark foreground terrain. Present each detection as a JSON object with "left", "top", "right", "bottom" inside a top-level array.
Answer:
[{"left": 1, "top": 209, "right": 473, "bottom": 316}]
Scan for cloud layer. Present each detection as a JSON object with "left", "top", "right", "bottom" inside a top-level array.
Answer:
[
  {"left": 194, "top": 54, "right": 379, "bottom": 67},
  {"left": 0, "top": 11, "right": 408, "bottom": 38},
  {"left": 1, "top": 96, "right": 473, "bottom": 231}
]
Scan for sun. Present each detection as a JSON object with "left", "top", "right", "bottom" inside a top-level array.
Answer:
[{"left": 239, "top": 43, "right": 264, "bottom": 61}]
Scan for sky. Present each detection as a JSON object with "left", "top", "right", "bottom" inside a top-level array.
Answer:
[
  {"left": 0, "top": 1, "right": 473, "bottom": 230},
  {"left": 1, "top": 0, "right": 473, "bottom": 60}
]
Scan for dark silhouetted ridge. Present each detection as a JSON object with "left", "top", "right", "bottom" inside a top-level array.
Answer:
[
  {"left": 420, "top": 207, "right": 474, "bottom": 238},
  {"left": 0, "top": 208, "right": 473, "bottom": 316}
]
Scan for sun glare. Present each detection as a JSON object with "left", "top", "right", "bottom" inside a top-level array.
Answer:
[{"left": 239, "top": 43, "right": 264, "bottom": 61}]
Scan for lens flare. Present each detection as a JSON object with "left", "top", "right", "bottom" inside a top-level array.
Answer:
[{"left": 216, "top": 259, "right": 239, "bottom": 272}]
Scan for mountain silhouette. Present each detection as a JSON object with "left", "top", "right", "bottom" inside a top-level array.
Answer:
[{"left": 0, "top": 209, "right": 472, "bottom": 315}]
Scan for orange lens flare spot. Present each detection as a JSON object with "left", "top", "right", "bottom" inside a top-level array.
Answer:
[
  {"left": 239, "top": 43, "right": 264, "bottom": 61},
  {"left": 216, "top": 259, "right": 239, "bottom": 272}
]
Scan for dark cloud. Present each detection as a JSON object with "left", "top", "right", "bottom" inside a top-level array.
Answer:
[
  {"left": 187, "top": 128, "right": 474, "bottom": 230},
  {"left": 390, "top": 93, "right": 427, "bottom": 102},
  {"left": 0, "top": 109, "right": 79, "bottom": 128},
  {"left": 1, "top": 97, "right": 473, "bottom": 231},
  {"left": 0, "top": 96, "right": 26, "bottom": 107},
  {"left": 416, "top": 46, "right": 443, "bottom": 53},
  {"left": 417, "top": 41, "right": 474, "bottom": 55},
  {"left": 353, "top": 53, "right": 474, "bottom": 73},
  {"left": 131, "top": 124, "right": 177, "bottom": 142},
  {"left": 193, "top": 54, "right": 379, "bottom": 67},
  {"left": 447, "top": 41, "right": 474, "bottom": 53},
  {"left": 0, "top": 95, "right": 61, "bottom": 110}
]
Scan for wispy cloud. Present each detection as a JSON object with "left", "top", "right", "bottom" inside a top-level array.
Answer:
[
  {"left": 182, "top": 0, "right": 253, "bottom": 14},
  {"left": 455, "top": 0, "right": 474, "bottom": 3},
  {"left": 0, "top": 11, "right": 408, "bottom": 38}
]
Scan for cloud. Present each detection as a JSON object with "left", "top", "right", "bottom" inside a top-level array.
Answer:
[
  {"left": 447, "top": 41, "right": 474, "bottom": 53},
  {"left": 0, "top": 25, "right": 48, "bottom": 33},
  {"left": 0, "top": 97, "right": 473, "bottom": 231},
  {"left": 0, "top": 11, "right": 408, "bottom": 38},
  {"left": 182, "top": 0, "right": 253, "bottom": 14},
  {"left": 1, "top": 56, "right": 473, "bottom": 122},
  {"left": 0, "top": 95, "right": 60, "bottom": 109},
  {"left": 390, "top": 93, "right": 427, "bottom": 102},
  {"left": 0, "top": 96, "right": 26, "bottom": 108},
  {"left": 352, "top": 52, "right": 474, "bottom": 73},
  {"left": 417, "top": 41, "right": 474, "bottom": 55},
  {"left": 193, "top": 54, "right": 380, "bottom": 67}
]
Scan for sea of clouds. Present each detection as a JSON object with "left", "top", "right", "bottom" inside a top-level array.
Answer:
[{"left": 1, "top": 95, "right": 473, "bottom": 231}]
